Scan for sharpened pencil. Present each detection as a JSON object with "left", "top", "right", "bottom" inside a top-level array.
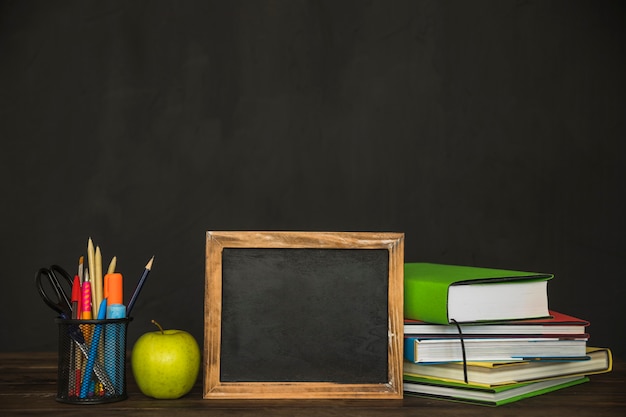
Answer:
[
  {"left": 126, "top": 256, "right": 155, "bottom": 317},
  {"left": 107, "top": 256, "right": 117, "bottom": 274},
  {"left": 95, "top": 245, "right": 103, "bottom": 311},
  {"left": 87, "top": 238, "right": 97, "bottom": 317}
]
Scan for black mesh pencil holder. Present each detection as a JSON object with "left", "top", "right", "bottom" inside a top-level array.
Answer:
[{"left": 55, "top": 318, "right": 132, "bottom": 404}]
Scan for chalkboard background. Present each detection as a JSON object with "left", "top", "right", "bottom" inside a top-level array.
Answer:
[
  {"left": 219, "top": 248, "right": 389, "bottom": 383},
  {"left": 1, "top": 1, "right": 624, "bottom": 358}
]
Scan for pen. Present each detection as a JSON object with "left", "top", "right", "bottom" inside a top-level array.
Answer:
[
  {"left": 71, "top": 275, "right": 81, "bottom": 319},
  {"left": 81, "top": 270, "right": 92, "bottom": 320},
  {"left": 126, "top": 256, "right": 154, "bottom": 317}
]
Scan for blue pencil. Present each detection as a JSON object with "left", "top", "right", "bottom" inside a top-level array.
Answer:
[
  {"left": 126, "top": 256, "right": 154, "bottom": 317},
  {"left": 80, "top": 299, "right": 107, "bottom": 398}
]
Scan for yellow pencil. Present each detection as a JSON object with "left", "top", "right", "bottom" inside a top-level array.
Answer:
[
  {"left": 87, "top": 238, "right": 96, "bottom": 317},
  {"left": 95, "top": 245, "right": 103, "bottom": 314},
  {"left": 107, "top": 256, "right": 117, "bottom": 274}
]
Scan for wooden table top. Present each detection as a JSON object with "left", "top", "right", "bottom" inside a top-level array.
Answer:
[{"left": 1, "top": 352, "right": 624, "bottom": 416}]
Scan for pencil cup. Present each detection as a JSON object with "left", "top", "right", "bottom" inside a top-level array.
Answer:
[{"left": 55, "top": 317, "right": 132, "bottom": 404}]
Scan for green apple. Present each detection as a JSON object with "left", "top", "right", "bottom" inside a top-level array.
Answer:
[{"left": 131, "top": 320, "right": 201, "bottom": 399}]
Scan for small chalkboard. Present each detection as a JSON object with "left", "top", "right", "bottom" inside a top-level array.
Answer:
[{"left": 204, "top": 231, "right": 404, "bottom": 399}]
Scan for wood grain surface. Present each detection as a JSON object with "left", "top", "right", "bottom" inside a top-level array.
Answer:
[{"left": 1, "top": 352, "right": 624, "bottom": 416}]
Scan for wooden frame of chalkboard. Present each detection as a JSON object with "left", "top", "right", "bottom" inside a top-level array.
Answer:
[{"left": 204, "top": 231, "right": 404, "bottom": 399}]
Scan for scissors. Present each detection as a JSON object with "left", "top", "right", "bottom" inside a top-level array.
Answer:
[
  {"left": 35, "top": 265, "right": 74, "bottom": 318},
  {"left": 35, "top": 264, "right": 116, "bottom": 395}
]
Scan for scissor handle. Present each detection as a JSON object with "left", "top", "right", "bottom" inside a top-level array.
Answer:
[{"left": 36, "top": 265, "right": 73, "bottom": 316}]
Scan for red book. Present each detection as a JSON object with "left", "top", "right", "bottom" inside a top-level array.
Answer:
[{"left": 404, "top": 310, "right": 589, "bottom": 339}]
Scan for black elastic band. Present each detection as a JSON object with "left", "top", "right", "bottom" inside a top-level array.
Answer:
[{"left": 451, "top": 319, "right": 468, "bottom": 383}]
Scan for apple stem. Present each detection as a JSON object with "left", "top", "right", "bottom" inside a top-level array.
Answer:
[{"left": 151, "top": 319, "right": 165, "bottom": 335}]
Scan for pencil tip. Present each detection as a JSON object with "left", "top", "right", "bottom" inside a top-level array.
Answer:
[{"left": 146, "top": 256, "right": 155, "bottom": 270}]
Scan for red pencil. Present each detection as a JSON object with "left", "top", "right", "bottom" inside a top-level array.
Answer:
[{"left": 71, "top": 275, "right": 81, "bottom": 319}]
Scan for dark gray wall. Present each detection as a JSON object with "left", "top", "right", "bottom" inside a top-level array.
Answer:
[{"left": 2, "top": 0, "right": 625, "bottom": 358}]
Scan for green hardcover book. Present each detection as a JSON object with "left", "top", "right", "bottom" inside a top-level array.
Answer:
[
  {"left": 404, "top": 263, "right": 553, "bottom": 324},
  {"left": 403, "top": 374, "right": 589, "bottom": 406}
]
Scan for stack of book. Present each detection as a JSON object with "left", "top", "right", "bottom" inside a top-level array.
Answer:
[{"left": 403, "top": 263, "right": 613, "bottom": 406}]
